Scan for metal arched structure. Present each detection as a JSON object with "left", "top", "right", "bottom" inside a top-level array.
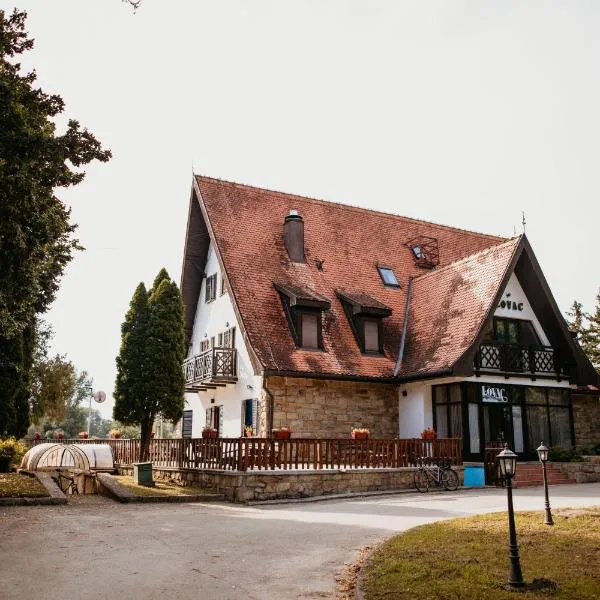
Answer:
[{"left": 21, "top": 443, "right": 114, "bottom": 471}]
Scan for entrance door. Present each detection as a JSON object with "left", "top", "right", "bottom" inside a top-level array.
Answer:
[{"left": 483, "top": 404, "right": 512, "bottom": 447}]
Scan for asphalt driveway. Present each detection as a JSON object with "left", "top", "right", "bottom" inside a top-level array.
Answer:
[{"left": 1, "top": 483, "right": 599, "bottom": 600}]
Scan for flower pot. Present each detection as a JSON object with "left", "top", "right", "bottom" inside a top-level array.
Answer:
[
  {"left": 421, "top": 433, "right": 436, "bottom": 440},
  {"left": 33, "top": 432, "right": 41, "bottom": 440},
  {"left": 78, "top": 432, "right": 89, "bottom": 439},
  {"left": 57, "top": 433, "right": 64, "bottom": 440},
  {"left": 202, "top": 430, "right": 217, "bottom": 439},
  {"left": 352, "top": 432, "right": 369, "bottom": 440},
  {"left": 272, "top": 430, "right": 291, "bottom": 440}
]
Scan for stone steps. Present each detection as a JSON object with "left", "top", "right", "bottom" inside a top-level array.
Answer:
[{"left": 512, "top": 463, "right": 577, "bottom": 488}]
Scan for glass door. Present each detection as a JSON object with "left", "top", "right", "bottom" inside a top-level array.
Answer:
[{"left": 483, "top": 404, "right": 513, "bottom": 447}]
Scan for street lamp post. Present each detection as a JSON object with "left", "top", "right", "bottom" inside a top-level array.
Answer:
[
  {"left": 536, "top": 442, "right": 554, "bottom": 526},
  {"left": 497, "top": 445, "right": 525, "bottom": 590}
]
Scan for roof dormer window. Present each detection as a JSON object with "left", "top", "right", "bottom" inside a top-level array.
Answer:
[
  {"left": 377, "top": 266, "right": 400, "bottom": 288},
  {"left": 337, "top": 290, "right": 391, "bottom": 355},
  {"left": 274, "top": 283, "right": 330, "bottom": 350},
  {"left": 406, "top": 236, "right": 439, "bottom": 268}
]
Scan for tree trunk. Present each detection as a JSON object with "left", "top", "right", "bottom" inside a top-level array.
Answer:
[{"left": 139, "top": 415, "right": 154, "bottom": 462}]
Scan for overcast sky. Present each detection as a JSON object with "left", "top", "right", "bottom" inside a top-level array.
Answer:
[{"left": 13, "top": 1, "right": 600, "bottom": 418}]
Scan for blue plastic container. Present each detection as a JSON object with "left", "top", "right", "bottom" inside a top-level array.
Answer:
[{"left": 463, "top": 465, "right": 485, "bottom": 487}]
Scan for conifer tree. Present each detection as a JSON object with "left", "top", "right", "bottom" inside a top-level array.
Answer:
[
  {"left": 114, "top": 274, "right": 185, "bottom": 461},
  {"left": 584, "top": 290, "right": 600, "bottom": 370},
  {"left": 566, "top": 300, "right": 586, "bottom": 342}
]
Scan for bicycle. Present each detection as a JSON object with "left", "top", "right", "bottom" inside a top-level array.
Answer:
[
  {"left": 54, "top": 469, "right": 79, "bottom": 495},
  {"left": 413, "top": 457, "right": 459, "bottom": 493}
]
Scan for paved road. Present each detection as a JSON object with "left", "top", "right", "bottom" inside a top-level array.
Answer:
[{"left": 1, "top": 483, "right": 599, "bottom": 600}]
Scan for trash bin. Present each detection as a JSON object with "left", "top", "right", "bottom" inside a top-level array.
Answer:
[
  {"left": 133, "top": 462, "right": 154, "bottom": 486},
  {"left": 463, "top": 465, "right": 485, "bottom": 487}
]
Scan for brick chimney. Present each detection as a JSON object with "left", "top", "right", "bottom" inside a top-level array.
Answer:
[{"left": 284, "top": 209, "right": 305, "bottom": 262}]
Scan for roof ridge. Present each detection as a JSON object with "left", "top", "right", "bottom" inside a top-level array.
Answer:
[
  {"left": 195, "top": 174, "right": 506, "bottom": 243},
  {"left": 411, "top": 236, "right": 522, "bottom": 283}
]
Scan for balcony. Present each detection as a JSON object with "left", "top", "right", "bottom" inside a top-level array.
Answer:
[
  {"left": 474, "top": 343, "right": 570, "bottom": 380},
  {"left": 183, "top": 347, "right": 238, "bottom": 391}
]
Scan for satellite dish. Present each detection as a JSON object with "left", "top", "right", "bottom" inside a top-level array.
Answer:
[{"left": 93, "top": 390, "right": 106, "bottom": 404}]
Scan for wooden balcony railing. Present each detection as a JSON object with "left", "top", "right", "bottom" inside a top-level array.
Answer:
[
  {"left": 474, "top": 343, "right": 569, "bottom": 379},
  {"left": 28, "top": 437, "right": 462, "bottom": 472},
  {"left": 182, "top": 347, "right": 237, "bottom": 386}
]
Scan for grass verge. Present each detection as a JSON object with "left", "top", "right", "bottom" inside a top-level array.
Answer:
[
  {"left": 361, "top": 507, "right": 600, "bottom": 600},
  {"left": 113, "top": 475, "right": 215, "bottom": 497},
  {"left": 0, "top": 473, "right": 50, "bottom": 498}
]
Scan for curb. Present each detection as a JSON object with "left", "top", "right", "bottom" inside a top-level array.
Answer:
[
  {"left": 96, "top": 473, "right": 224, "bottom": 503},
  {"left": 0, "top": 471, "right": 67, "bottom": 506}
]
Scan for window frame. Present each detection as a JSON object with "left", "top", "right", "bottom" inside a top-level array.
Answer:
[
  {"left": 279, "top": 293, "right": 324, "bottom": 350},
  {"left": 376, "top": 265, "right": 401, "bottom": 288},
  {"left": 205, "top": 273, "right": 217, "bottom": 303},
  {"left": 357, "top": 316, "right": 384, "bottom": 354}
]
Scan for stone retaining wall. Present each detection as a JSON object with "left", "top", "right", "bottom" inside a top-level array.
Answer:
[
  {"left": 117, "top": 465, "right": 456, "bottom": 503},
  {"left": 571, "top": 393, "right": 600, "bottom": 448},
  {"left": 556, "top": 456, "right": 600, "bottom": 484},
  {"left": 264, "top": 376, "right": 399, "bottom": 438}
]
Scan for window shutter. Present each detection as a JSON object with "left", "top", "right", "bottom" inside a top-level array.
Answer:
[
  {"left": 182, "top": 410, "right": 193, "bottom": 438},
  {"left": 230, "top": 326, "right": 236, "bottom": 348},
  {"left": 252, "top": 398, "right": 258, "bottom": 433},
  {"left": 218, "top": 332, "right": 223, "bottom": 347},
  {"left": 218, "top": 405, "right": 224, "bottom": 437},
  {"left": 205, "top": 408, "right": 211, "bottom": 429}
]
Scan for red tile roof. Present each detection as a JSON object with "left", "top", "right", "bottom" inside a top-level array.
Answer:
[
  {"left": 193, "top": 176, "right": 512, "bottom": 380},
  {"left": 401, "top": 237, "right": 521, "bottom": 378}
]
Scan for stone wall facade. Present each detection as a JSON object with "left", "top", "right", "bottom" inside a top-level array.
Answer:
[
  {"left": 556, "top": 456, "right": 600, "bottom": 483},
  {"left": 119, "top": 465, "right": 435, "bottom": 502},
  {"left": 263, "top": 376, "right": 398, "bottom": 438},
  {"left": 572, "top": 393, "right": 600, "bottom": 448}
]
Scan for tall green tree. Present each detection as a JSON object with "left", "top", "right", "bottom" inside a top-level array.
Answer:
[
  {"left": 0, "top": 10, "right": 110, "bottom": 436},
  {"left": 566, "top": 300, "right": 586, "bottom": 342},
  {"left": 584, "top": 290, "right": 600, "bottom": 370},
  {"left": 113, "top": 274, "right": 185, "bottom": 460}
]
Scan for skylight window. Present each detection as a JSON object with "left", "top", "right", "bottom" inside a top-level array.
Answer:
[
  {"left": 377, "top": 266, "right": 400, "bottom": 288},
  {"left": 411, "top": 245, "right": 425, "bottom": 260}
]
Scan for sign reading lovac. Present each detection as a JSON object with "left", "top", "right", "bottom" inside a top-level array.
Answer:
[{"left": 482, "top": 386, "right": 508, "bottom": 402}]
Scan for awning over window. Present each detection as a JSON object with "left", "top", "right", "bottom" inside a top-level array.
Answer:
[
  {"left": 273, "top": 282, "right": 331, "bottom": 310},
  {"left": 336, "top": 290, "right": 392, "bottom": 317}
]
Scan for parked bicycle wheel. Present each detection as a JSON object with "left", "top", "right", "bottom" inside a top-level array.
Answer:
[
  {"left": 413, "top": 469, "right": 429, "bottom": 493},
  {"left": 441, "top": 468, "right": 459, "bottom": 491}
]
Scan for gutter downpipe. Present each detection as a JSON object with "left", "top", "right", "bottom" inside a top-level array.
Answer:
[{"left": 394, "top": 277, "right": 413, "bottom": 377}]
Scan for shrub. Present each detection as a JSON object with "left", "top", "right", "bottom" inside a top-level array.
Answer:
[
  {"left": 550, "top": 446, "right": 584, "bottom": 462},
  {"left": 0, "top": 438, "right": 28, "bottom": 468}
]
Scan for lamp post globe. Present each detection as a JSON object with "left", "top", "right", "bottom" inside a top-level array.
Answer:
[
  {"left": 496, "top": 445, "right": 525, "bottom": 589},
  {"left": 536, "top": 441, "right": 554, "bottom": 526}
]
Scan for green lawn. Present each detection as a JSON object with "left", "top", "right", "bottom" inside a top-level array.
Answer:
[
  {"left": 0, "top": 473, "right": 50, "bottom": 498},
  {"left": 361, "top": 507, "right": 600, "bottom": 600},
  {"left": 113, "top": 475, "right": 216, "bottom": 497}
]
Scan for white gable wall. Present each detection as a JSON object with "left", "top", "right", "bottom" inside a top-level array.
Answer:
[
  {"left": 494, "top": 273, "right": 549, "bottom": 345},
  {"left": 183, "top": 243, "right": 262, "bottom": 437}
]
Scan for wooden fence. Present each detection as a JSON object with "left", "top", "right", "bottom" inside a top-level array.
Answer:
[{"left": 26, "top": 437, "right": 462, "bottom": 472}]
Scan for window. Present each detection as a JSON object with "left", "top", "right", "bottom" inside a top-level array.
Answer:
[
  {"left": 300, "top": 313, "right": 319, "bottom": 349},
  {"left": 200, "top": 339, "right": 210, "bottom": 353},
  {"left": 205, "top": 273, "right": 217, "bottom": 303},
  {"left": 406, "top": 235, "right": 439, "bottom": 268},
  {"left": 377, "top": 266, "right": 400, "bottom": 288},
  {"left": 242, "top": 398, "right": 257, "bottom": 435},
  {"left": 223, "top": 326, "right": 236, "bottom": 348},
  {"left": 337, "top": 291, "right": 390, "bottom": 354},
  {"left": 182, "top": 410, "right": 193, "bottom": 439},
  {"left": 363, "top": 320, "right": 380, "bottom": 352},
  {"left": 274, "top": 283, "right": 330, "bottom": 350},
  {"left": 433, "top": 384, "right": 463, "bottom": 439},
  {"left": 206, "top": 405, "right": 222, "bottom": 436},
  {"left": 220, "top": 276, "right": 227, "bottom": 296},
  {"left": 525, "top": 387, "right": 571, "bottom": 448},
  {"left": 411, "top": 245, "right": 425, "bottom": 260}
]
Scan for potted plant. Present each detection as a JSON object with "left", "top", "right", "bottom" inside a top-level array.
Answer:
[
  {"left": 202, "top": 427, "right": 218, "bottom": 439},
  {"left": 243, "top": 426, "right": 253, "bottom": 438},
  {"left": 33, "top": 432, "right": 41, "bottom": 440},
  {"left": 78, "top": 431, "right": 89, "bottom": 439},
  {"left": 351, "top": 427, "right": 370, "bottom": 440},
  {"left": 272, "top": 427, "right": 291, "bottom": 440},
  {"left": 421, "top": 427, "right": 437, "bottom": 440},
  {"left": 109, "top": 429, "right": 122, "bottom": 439}
]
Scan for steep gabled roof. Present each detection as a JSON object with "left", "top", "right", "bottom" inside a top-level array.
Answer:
[
  {"left": 184, "top": 176, "right": 505, "bottom": 380},
  {"left": 401, "top": 237, "right": 521, "bottom": 378},
  {"left": 181, "top": 176, "right": 599, "bottom": 385}
]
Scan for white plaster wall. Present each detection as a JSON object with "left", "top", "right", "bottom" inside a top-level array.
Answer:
[
  {"left": 494, "top": 273, "right": 550, "bottom": 345},
  {"left": 184, "top": 243, "right": 263, "bottom": 438},
  {"left": 398, "top": 381, "right": 432, "bottom": 438}
]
